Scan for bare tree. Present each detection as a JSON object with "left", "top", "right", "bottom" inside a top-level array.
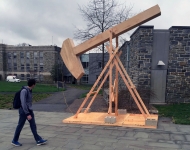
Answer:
[
  {"left": 74, "top": 0, "right": 133, "bottom": 70},
  {"left": 17, "top": 43, "right": 31, "bottom": 46}
]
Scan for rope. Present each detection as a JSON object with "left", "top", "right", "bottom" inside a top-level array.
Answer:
[{"left": 62, "top": 90, "right": 74, "bottom": 114}]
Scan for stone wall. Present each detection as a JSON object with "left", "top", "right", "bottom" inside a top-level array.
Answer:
[
  {"left": 117, "top": 26, "right": 153, "bottom": 108},
  {"left": 121, "top": 26, "right": 190, "bottom": 103},
  {"left": 166, "top": 26, "right": 190, "bottom": 103},
  {"left": 118, "top": 41, "right": 129, "bottom": 90},
  {"left": 129, "top": 26, "right": 153, "bottom": 90}
]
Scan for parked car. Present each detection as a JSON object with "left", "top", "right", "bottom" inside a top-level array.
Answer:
[{"left": 6, "top": 76, "right": 20, "bottom": 82}]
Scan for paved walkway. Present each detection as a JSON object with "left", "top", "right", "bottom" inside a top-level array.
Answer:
[
  {"left": 1, "top": 87, "right": 190, "bottom": 149},
  {"left": 32, "top": 87, "right": 88, "bottom": 112},
  {"left": 0, "top": 109, "right": 190, "bottom": 150}
]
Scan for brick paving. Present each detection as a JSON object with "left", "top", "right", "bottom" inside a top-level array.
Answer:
[
  {"left": 1, "top": 87, "right": 190, "bottom": 150},
  {"left": 0, "top": 109, "right": 190, "bottom": 150}
]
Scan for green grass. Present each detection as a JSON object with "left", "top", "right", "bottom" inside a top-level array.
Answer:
[
  {"left": 0, "top": 81, "right": 65, "bottom": 92},
  {"left": 0, "top": 81, "right": 65, "bottom": 109},
  {"left": 0, "top": 93, "right": 51, "bottom": 109},
  {"left": 154, "top": 103, "right": 190, "bottom": 125}
]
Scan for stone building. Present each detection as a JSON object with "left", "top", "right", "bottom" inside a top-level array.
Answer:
[
  {"left": 120, "top": 26, "right": 190, "bottom": 104},
  {"left": 0, "top": 44, "right": 62, "bottom": 82}
]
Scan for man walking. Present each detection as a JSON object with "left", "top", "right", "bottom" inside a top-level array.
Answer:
[{"left": 12, "top": 79, "right": 47, "bottom": 146}]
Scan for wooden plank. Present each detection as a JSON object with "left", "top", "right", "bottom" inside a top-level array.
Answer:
[
  {"left": 63, "top": 112, "right": 158, "bottom": 129},
  {"left": 73, "top": 5, "right": 161, "bottom": 55},
  {"left": 115, "top": 37, "right": 119, "bottom": 116},
  {"left": 109, "top": 30, "right": 113, "bottom": 114}
]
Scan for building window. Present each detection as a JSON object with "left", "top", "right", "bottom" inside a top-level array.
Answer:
[
  {"left": 20, "top": 52, "right": 24, "bottom": 58},
  {"left": 40, "top": 52, "right": 43, "bottom": 71},
  {"left": 26, "top": 74, "right": 30, "bottom": 80},
  {"left": 13, "top": 52, "right": 17, "bottom": 70},
  {"left": 40, "top": 65, "right": 43, "bottom": 71},
  {"left": 82, "top": 62, "right": 89, "bottom": 69},
  {"left": 20, "top": 52, "right": 25, "bottom": 71},
  {"left": 81, "top": 75, "right": 88, "bottom": 83},
  {"left": 40, "top": 52, "right": 43, "bottom": 58},
  {"left": 21, "top": 64, "right": 25, "bottom": 72},
  {"left": 8, "top": 52, "right": 12, "bottom": 59},
  {"left": 34, "top": 64, "right": 38, "bottom": 71},
  {"left": 98, "top": 62, "right": 102, "bottom": 68},
  {"left": 34, "top": 52, "right": 38, "bottom": 71},
  {"left": 26, "top": 64, "right": 30, "bottom": 71},
  {"left": 34, "top": 52, "right": 38, "bottom": 64},
  {"left": 20, "top": 74, "right": 25, "bottom": 80},
  {"left": 7, "top": 53, "right": 12, "bottom": 71},
  {"left": 26, "top": 52, "right": 30, "bottom": 64},
  {"left": 13, "top": 52, "right": 17, "bottom": 59},
  {"left": 13, "top": 63, "right": 17, "bottom": 71}
]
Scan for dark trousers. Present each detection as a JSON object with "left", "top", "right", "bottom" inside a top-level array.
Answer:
[{"left": 13, "top": 108, "right": 42, "bottom": 142}]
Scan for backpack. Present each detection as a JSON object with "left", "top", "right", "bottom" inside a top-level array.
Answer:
[{"left": 13, "top": 87, "right": 28, "bottom": 109}]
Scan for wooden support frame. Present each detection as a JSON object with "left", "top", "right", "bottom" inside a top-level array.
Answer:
[
  {"left": 63, "top": 5, "right": 161, "bottom": 128},
  {"left": 64, "top": 30, "right": 158, "bottom": 128}
]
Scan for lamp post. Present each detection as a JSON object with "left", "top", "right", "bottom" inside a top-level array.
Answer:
[{"left": 39, "top": 71, "right": 41, "bottom": 82}]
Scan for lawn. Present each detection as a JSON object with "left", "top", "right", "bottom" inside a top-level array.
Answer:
[
  {"left": 0, "top": 93, "right": 51, "bottom": 109},
  {"left": 0, "top": 81, "right": 65, "bottom": 109},
  {"left": 0, "top": 81, "right": 64, "bottom": 92},
  {"left": 154, "top": 103, "right": 190, "bottom": 125}
]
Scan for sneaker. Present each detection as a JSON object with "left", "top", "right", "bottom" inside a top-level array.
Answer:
[
  {"left": 11, "top": 141, "right": 22, "bottom": 146},
  {"left": 36, "top": 139, "right": 47, "bottom": 146}
]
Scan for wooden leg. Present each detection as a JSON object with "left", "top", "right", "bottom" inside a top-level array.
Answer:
[
  {"left": 109, "top": 59, "right": 113, "bottom": 114},
  {"left": 108, "top": 30, "right": 113, "bottom": 114},
  {"left": 115, "top": 66, "right": 118, "bottom": 116}
]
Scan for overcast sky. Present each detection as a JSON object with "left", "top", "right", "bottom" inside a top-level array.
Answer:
[{"left": 0, "top": 0, "right": 190, "bottom": 47}]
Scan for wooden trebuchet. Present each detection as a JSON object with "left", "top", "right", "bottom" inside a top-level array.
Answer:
[{"left": 63, "top": 4, "right": 161, "bottom": 128}]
